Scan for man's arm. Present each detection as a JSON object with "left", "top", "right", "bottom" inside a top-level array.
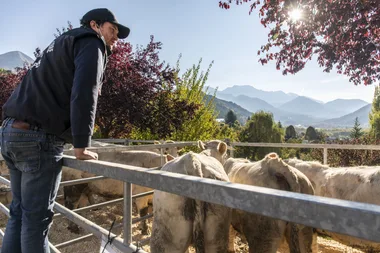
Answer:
[{"left": 71, "top": 36, "right": 105, "bottom": 160}]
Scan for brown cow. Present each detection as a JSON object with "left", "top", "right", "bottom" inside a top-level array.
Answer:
[
  {"left": 224, "top": 153, "right": 317, "bottom": 253},
  {"left": 150, "top": 140, "right": 231, "bottom": 253}
]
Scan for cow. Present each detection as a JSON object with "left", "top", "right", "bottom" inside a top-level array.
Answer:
[
  {"left": 150, "top": 140, "right": 231, "bottom": 253},
  {"left": 224, "top": 153, "right": 317, "bottom": 253},
  {"left": 62, "top": 150, "right": 174, "bottom": 234},
  {"left": 64, "top": 139, "right": 180, "bottom": 158},
  {"left": 0, "top": 185, "right": 12, "bottom": 205},
  {"left": 284, "top": 157, "right": 380, "bottom": 252},
  {"left": 152, "top": 140, "right": 180, "bottom": 158}
]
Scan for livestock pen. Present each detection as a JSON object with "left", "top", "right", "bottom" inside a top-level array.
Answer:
[{"left": 1, "top": 140, "right": 380, "bottom": 252}]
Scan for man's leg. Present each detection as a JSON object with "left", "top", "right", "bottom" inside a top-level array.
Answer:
[
  {"left": 1, "top": 156, "right": 22, "bottom": 253},
  {"left": 20, "top": 140, "right": 63, "bottom": 253}
]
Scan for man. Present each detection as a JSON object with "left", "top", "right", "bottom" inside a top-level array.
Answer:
[{"left": 0, "top": 8, "right": 130, "bottom": 253}]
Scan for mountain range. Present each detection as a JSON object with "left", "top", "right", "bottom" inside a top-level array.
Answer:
[
  {"left": 0, "top": 51, "right": 372, "bottom": 129},
  {"left": 206, "top": 85, "right": 371, "bottom": 128}
]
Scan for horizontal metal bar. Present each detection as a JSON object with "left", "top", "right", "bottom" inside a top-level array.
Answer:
[
  {"left": 49, "top": 243, "right": 61, "bottom": 253},
  {"left": 59, "top": 176, "right": 105, "bottom": 187},
  {"left": 232, "top": 142, "right": 380, "bottom": 150},
  {"left": 55, "top": 223, "right": 124, "bottom": 249},
  {"left": 55, "top": 233, "right": 94, "bottom": 249},
  {"left": 0, "top": 203, "right": 10, "bottom": 218},
  {"left": 54, "top": 198, "right": 124, "bottom": 218},
  {"left": 0, "top": 176, "right": 10, "bottom": 186},
  {"left": 54, "top": 190, "right": 155, "bottom": 219},
  {"left": 132, "top": 190, "right": 154, "bottom": 199},
  {"left": 64, "top": 142, "right": 197, "bottom": 156},
  {"left": 132, "top": 214, "right": 153, "bottom": 224},
  {"left": 53, "top": 202, "right": 147, "bottom": 253},
  {"left": 135, "top": 236, "right": 150, "bottom": 247},
  {"left": 63, "top": 155, "right": 380, "bottom": 242},
  {"left": 94, "top": 139, "right": 156, "bottom": 144},
  {"left": 0, "top": 202, "right": 61, "bottom": 252},
  {"left": 90, "top": 139, "right": 380, "bottom": 152}
]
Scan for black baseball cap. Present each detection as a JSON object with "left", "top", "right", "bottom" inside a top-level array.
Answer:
[{"left": 81, "top": 8, "right": 130, "bottom": 39}]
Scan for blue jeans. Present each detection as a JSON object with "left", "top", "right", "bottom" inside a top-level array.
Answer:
[{"left": 0, "top": 118, "right": 64, "bottom": 253}]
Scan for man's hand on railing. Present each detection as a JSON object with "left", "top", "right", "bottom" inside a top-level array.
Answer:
[{"left": 74, "top": 148, "right": 98, "bottom": 160}]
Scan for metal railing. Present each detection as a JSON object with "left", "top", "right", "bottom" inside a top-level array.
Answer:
[
  {"left": 2, "top": 140, "right": 380, "bottom": 252},
  {"left": 60, "top": 155, "right": 380, "bottom": 247},
  {"left": 227, "top": 141, "right": 380, "bottom": 164}
]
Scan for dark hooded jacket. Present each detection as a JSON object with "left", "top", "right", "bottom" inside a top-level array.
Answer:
[{"left": 2, "top": 27, "right": 110, "bottom": 148}]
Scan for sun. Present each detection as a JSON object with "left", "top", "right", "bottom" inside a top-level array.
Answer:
[{"left": 289, "top": 8, "right": 303, "bottom": 21}]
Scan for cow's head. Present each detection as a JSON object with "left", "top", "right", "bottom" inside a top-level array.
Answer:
[
  {"left": 198, "top": 140, "right": 228, "bottom": 164},
  {"left": 154, "top": 140, "right": 180, "bottom": 157}
]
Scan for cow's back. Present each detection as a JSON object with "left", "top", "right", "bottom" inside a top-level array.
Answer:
[
  {"left": 151, "top": 151, "right": 230, "bottom": 253},
  {"left": 225, "top": 154, "right": 317, "bottom": 253}
]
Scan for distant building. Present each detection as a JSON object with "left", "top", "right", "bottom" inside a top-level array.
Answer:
[{"left": 326, "top": 136, "right": 337, "bottom": 142}]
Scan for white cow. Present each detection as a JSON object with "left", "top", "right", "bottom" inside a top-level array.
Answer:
[
  {"left": 224, "top": 153, "right": 317, "bottom": 253},
  {"left": 285, "top": 157, "right": 380, "bottom": 252},
  {"left": 152, "top": 140, "right": 180, "bottom": 158},
  {"left": 62, "top": 150, "right": 174, "bottom": 234},
  {"left": 150, "top": 140, "right": 231, "bottom": 253}
]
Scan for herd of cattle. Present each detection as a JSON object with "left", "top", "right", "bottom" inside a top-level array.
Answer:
[{"left": 1, "top": 139, "right": 380, "bottom": 252}]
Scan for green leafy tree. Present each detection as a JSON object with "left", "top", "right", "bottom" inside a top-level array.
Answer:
[
  {"left": 305, "top": 126, "right": 318, "bottom": 141},
  {"left": 370, "top": 86, "right": 380, "bottom": 140},
  {"left": 285, "top": 125, "right": 297, "bottom": 140},
  {"left": 131, "top": 58, "right": 238, "bottom": 142},
  {"left": 0, "top": 68, "right": 11, "bottom": 74},
  {"left": 237, "top": 111, "right": 283, "bottom": 160},
  {"left": 225, "top": 110, "right": 238, "bottom": 127},
  {"left": 350, "top": 117, "right": 364, "bottom": 139}
]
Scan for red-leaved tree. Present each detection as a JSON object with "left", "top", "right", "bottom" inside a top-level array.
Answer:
[
  {"left": 220, "top": 0, "right": 379, "bottom": 85},
  {"left": 1, "top": 29, "right": 199, "bottom": 138},
  {"left": 0, "top": 68, "right": 28, "bottom": 121},
  {"left": 96, "top": 36, "right": 200, "bottom": 138}
]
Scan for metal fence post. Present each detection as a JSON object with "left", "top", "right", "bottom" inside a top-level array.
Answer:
[
  {"left": 225, "top": 138, "right": 234, "bottom": 158},
  {"left": 160, "top": 147, "right": 165, "bottom": 165},
  {"left": 123, "top": 182, "right": 132, "bottom": 244},
  {"left": 323, "top": 147, "right": 328, "bottom": 165}
]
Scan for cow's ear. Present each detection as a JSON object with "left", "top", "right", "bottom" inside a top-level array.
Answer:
[
  {"left": 198, "top": 140, "right": 206, "bottom": 150},
  {"left": 217, "top": 142, "right": 227, "bottom": 155},
  {"left": 166, "top": 154, "right": 175, "bottom": 161},
  {"left": 154, "top": 140, "right": 161, "bottom": 144}
]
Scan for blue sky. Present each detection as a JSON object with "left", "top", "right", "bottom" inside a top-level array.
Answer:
[{"left": 0, "top": 0, "right": 376, "bottom": 103}]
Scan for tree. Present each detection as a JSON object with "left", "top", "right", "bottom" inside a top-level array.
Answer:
[
  {"left": 305, "top": 126, "right": 318, "bottom": 141},
  {"left": 167, "top": 58, "right": 238, "bottom": 142},
  {"left": 225, "top": 110, "right": 238, "bottom": 127},
  {"left": 96, "top": 37, "right": 199, "bottom": 138},
  {"left": 0, "top": 68, "right": 28, "bottom": 123},
  {"left": 219, "top": 0, "right": 380, "bottom": 85},
  {"left": 0, "top": 68, "right": 11, "bottom": 74},
  {"left": 369, "top": 86, "right": 380, "bottom": 140},
  {"left": 350, "top": 117, "right": 364, "bottom": 139},
  {"left": 285, "top": 125, "right": 297, "bottom": 140},
  {"left": 237, "top": 111, "right": 283, "bottom": 160}
]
